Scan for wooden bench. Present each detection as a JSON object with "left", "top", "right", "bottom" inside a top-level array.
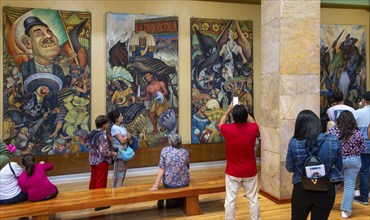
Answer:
[{"left": 0, "top": 175, "right": 225, "bottom": 220}]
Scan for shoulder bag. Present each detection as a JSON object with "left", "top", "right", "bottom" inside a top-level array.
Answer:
[{"left": 119, "top": 145, "right": 135, "bottom": 161}]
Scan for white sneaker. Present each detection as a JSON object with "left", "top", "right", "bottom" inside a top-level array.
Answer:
[
  {"left": 341, "top": 211, "right": 351, "bottom": 218},
  {"left": 354, "top": 190, "right": 360, "bottom": 197}
]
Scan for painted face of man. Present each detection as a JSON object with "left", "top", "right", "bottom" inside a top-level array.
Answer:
[
  {"left": 199, "top": 105, "right": 206, "bottom": 114},
  {"left": 139, "top": 37, "right": 146, "bottom": 46},
  {"left": 55, "top": 142, "right": 65, "bottom": 152},
  {"left": 40, "top": 86, "right": 50, "bottom": 95},
  {"left": 27, "top": 25, "right": 60, "bottom": 60},
  {"left": 145, "top": 73, "right": 153, "bottom": 82},
  {"left": 113, "top": 80, "right": 121, "bottom": 89}
]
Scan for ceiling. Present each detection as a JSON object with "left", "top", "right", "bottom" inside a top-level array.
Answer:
[{"left": 199, "top": 0, "right": 370, "bottom": 9}]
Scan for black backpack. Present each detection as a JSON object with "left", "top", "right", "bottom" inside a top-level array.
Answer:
[{"left": 301, "top": 136, "right": 331, "bottom": 191}]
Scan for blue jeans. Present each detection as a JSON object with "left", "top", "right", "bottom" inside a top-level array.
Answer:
[
  {"left": 341, "top": 156, "right": 361, "bottom": 212},
  {"left": 359, "top": 153, "right": 370, "bottom": 200}
]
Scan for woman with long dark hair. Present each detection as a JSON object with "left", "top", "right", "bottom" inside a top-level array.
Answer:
[
  {"left": 327, "top": 111, "right": 366, "bottom": 218},
  {"left": 286, "top": 110, "right": 343, "bottom": 220},
  {"left": 18, "top": 154, "right": 58, "bottom": 202},
  {"left": 108, "top": 110, "right": 131, "bottom": 188}
]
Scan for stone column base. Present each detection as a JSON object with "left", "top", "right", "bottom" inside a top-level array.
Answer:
[{"left": 259, "top": 189, "right": 291, "bottom": 204}]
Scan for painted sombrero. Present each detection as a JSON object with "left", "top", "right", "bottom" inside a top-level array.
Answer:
[
  {"left": 204, "top": 108, "right": 226, "bottom": 121},
  {"left": 24, "top": 73, "right": 63, "bottom": 95},
  {"left": 192, "top": 93, "right": 211, "bottom": 107}
]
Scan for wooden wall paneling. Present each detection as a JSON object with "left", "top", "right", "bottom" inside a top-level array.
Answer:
[{"left": 10, "top": 142, "right": 226, "bottom": 176}]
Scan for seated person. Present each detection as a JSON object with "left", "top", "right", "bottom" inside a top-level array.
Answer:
[
  {"left": 0, "top": 145, "right": 27, "bottom": 204},
  {"left": 149, "top": 133, "right": 190, "bottom": 208},
  {"left": 18, "top": 154, "right": 58, "bottom": 202}
]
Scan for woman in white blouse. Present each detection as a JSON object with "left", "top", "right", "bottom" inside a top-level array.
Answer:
[{"left": 0, "top": 162, "right": 27, "bottom": 204}]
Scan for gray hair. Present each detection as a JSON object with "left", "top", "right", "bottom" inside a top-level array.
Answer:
[{"left": 169, "top": 133, "right": 182, "bottom": 148}]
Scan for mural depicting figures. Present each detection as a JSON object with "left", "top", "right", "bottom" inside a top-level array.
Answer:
[
  {"left": 2, "top": 7, "right": 91, "bottom": 156},
  {"left": 320, "top": 25, "right": 366, "bottom": 118},
  {"left": 106, "top": 13, "right": 178, "bottom": 147},
  {"left": 190, "top": 18, "right": 253, "bottom": 144}
]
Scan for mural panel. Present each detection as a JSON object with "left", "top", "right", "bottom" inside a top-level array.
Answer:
[
  {"left": 190, "top": 18, "right": 253, "bottom": 144},
  {"left": 106, "top": 13, "right": 178, "bottom": 147},
  {"left": 3, "top": 7, "right": 91, "bottom": 156},
  {"left": 320, "top": 24, "right": 366, "bottom": 119}
]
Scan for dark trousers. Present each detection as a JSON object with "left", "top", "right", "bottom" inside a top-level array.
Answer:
[
  {"left": 157, "top": 184, "right": 188, "bottom": 209},
  {"left": 291, "top": 182, "right": 336, "bottom": 220},
  {"left": 89, "top": 162, "right": 109, "bottom": 190},
  {"left": 40, "top": 189, "right": 58, "bottom": 201},
  {"left": 0, "top": 191, "right": 27, "bottom": 204},
  {"left": 359, "top": 153, "right": 370, "bottom": 200}
]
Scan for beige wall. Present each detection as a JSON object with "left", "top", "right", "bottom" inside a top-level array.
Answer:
[
  {"left": 0, "top": 1, "right": 368, "bottom": 144},
  {"left": 0, "top": 0, "right": 261, "bottom": 144}
]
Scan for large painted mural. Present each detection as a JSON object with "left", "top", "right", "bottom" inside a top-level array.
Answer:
[
  {"left": 190, "top": 18, "right": 253, "bottom": 144},
  {"left": 3, "top": 7, "right": 91, "bottom": 156},
  {"left": 320, "top": 24, "right": 366, "bottom": 115},
  {"left": 106, "top": 13, "right": 178, "bottom": 147}
]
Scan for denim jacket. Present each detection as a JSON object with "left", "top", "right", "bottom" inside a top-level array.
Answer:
[{"left": 286, "top": 133, "right": 343, "bottom": 184}]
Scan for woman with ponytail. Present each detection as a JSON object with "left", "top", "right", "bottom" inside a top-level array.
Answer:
[
  {"left": 18, "top": 154, "right": 58, "bottom": 202},
  {"left": 286, "top": 110, "right": 343, "bottom": 220}
]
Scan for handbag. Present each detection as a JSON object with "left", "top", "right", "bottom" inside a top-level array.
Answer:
[
  {"left": 119, "top": 145, "right": 135, "bottom": 161},
  {"left": 301, "top": 173, "right": 331, "bottom": 192},
  {"left": 300, "top": 136, "right": 332, "bottom": 192}
]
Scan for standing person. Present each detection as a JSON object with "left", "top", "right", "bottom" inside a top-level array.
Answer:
[
  {"left": 353, "top": 91, "right": 370, "bottom": 205},
  {"left": 108, "top": 110, "right": 131, "bottom": 188},
  {"left": 326, "top": 111, "right": 366, "bottom": 218},
  {"left": 326, "top": 91, "right": 354, "bottom": 122},
  {"left": 18, "top": 154, "right": 58, "bottom": 202},
  {"left": 219, "top": 104, "right": 260, "bottom": 220},
  {"left": 88, "top": 115, "right": 117, "bottom": 190},
  {"left": 149, "top": 133, "right": 190, "bottom": 208},
  {"left": 286, "top": 110, "right": 343, "bottom": 220},
  {"left": 88, "top": 115, "right": 117, "bottom": 212}
]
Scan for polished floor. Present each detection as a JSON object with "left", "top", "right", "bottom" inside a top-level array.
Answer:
[{"left": 53, "top": 164, "right": 369, "bottom": 220}]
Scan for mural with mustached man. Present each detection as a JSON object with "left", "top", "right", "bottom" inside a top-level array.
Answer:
[{"left": 3, "top": 6, "right": 91, "bottom": 157}]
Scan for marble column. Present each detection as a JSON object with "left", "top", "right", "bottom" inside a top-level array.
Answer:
[{"left": 260, "top": 0, "right": 320, "bottom": 202}]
